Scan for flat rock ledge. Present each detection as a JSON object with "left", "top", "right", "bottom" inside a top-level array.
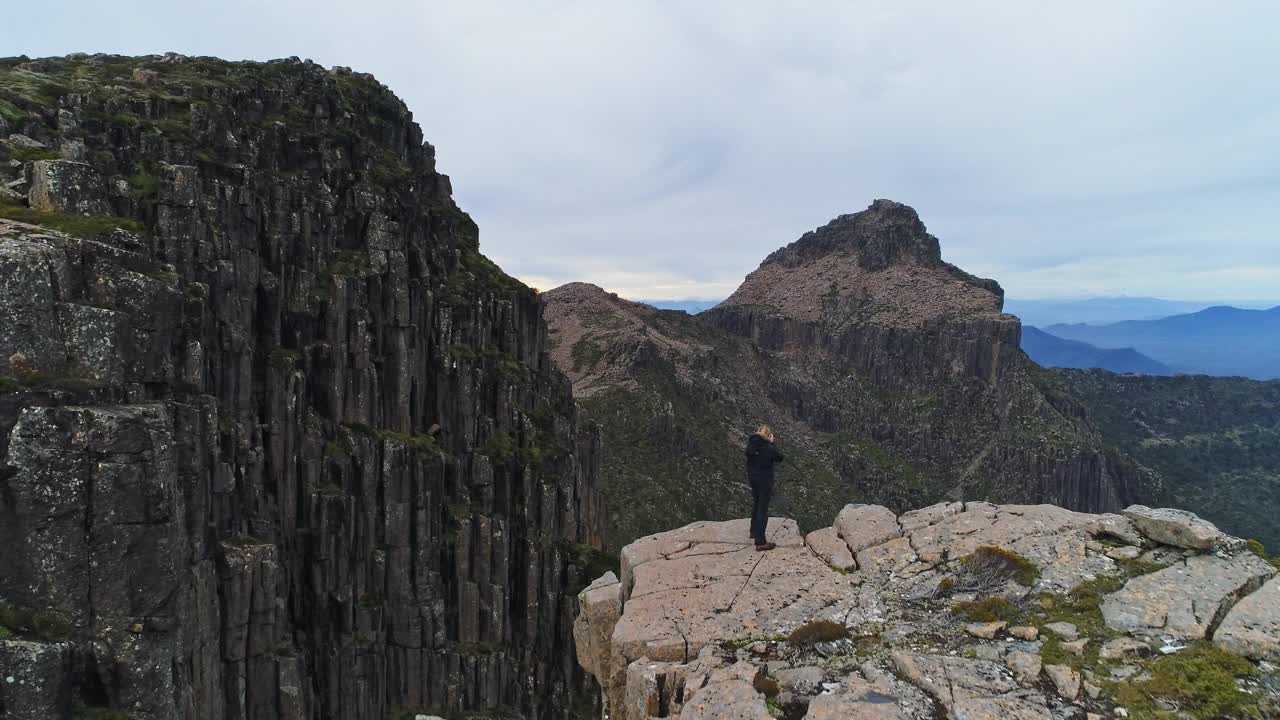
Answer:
[{"left": 575, "top": 502, "right": 1280, "bottom": 720}]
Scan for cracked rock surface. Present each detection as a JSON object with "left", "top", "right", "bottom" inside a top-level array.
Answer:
[{"left": 577, "top": 501, "right": 1280, "bottom": 720}]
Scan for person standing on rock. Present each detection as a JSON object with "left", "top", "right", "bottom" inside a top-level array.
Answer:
[{"left": 746, "top": 425, "right": 785, "bottom": 551}]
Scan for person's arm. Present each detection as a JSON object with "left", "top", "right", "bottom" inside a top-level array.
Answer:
[{"left": 771, "top": 444, "right": 784, "bottom": 464}]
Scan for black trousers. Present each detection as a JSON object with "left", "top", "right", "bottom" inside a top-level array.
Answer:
[{"left": 750, "top": 478, "right": 773, "bottom": 544}]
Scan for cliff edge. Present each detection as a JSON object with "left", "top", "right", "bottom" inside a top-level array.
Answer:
[{"left": 576, "top": 502, "right": 1280, "bottom": 719}]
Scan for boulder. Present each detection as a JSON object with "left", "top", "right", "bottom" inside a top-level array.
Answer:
[
  {"left": 835, "top": 504, "right": 901, "bottom": 553},
  {"left": 26, "top": 159, "right": 110, "bottom": 215},
  {"left": 1007, "top": 626, "right": 1038, "bottom": 641},
  {"left": 1101, "top": 553, "right": 1276, "bottom": 641},
  {"left": 1122, "top": 505, "right": 1224, "bottom": 550},
  {"left": 1214, "top": 574, "right": 1280, "bottom": 661}
]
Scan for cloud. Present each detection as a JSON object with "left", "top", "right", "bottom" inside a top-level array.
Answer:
[{"left": 5, "top": 1, "right": 1278, "bottom": 300}]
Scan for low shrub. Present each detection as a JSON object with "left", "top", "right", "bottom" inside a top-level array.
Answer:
[
  {"left": 953, "top": 596, "right": 1017, "bottom": 623},
  {"left": 787, "top": 619, "right": 849, "bottom": 646},
  {"left": 962, "top": 546, "right": 1040, "bottom": 586},
  {"left": 1109, "top": 642, "right": 1260, "bottom": 720}
]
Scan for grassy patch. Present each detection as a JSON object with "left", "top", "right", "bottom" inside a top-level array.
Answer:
[
  {"left": 787, "top": 619, "right": 849, "bottom": 646},
  {"left": 0, "top": 144, "right": 58, "bottom": 162},
  {"left": 0, "top": 197, "right": 143, "bottom": 238},
  {"left": 1109, "top": 642, "right": 1261, "bottom": 720},
  {"left": 0, "top": 366, "right": 103, "bottom": 394},
  {"left": 267, "top": 348, "right": 300, "bottom": 371},
  {"left": 1247, "top": 539, "right": 1280, "bottom": 570},
  {"left": 953, "top": 596, "right": 1018, "bottom": 623},
  {"left": 0, "top": 601, "right": 73, "bottom": 641}
]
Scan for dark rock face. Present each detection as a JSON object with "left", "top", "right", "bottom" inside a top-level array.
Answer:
[{"left": 0, "top": 54, "right": 603, "bottom": 719}]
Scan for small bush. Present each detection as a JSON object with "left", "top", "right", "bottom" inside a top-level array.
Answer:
[
  {"left": 787, "top": 619, "right": 849, "bottom": 646},
  {"left": 953, "top": 596, "right": 1017, "bottom": 623},
  {"left": 959, "top": 546, "right": 1040, "bottom": 587}
]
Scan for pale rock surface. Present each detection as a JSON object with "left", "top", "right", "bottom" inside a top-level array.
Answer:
[
  {"left": 836, "top": 504, "right": 902, "bottom": 553},
  {"left": 1099, "top": 637, "right": 1149, "bottom": 660},
  {"left": 1123, "top": 505, "right": 1224, "bottom": 550},
  {"left": 576, "top": 503, "right": 1280, "bottom": 719},
  {"left": 966, "top": 621, "right": 1007, "bottom": 639},
  {"left": 1044, "top": 664, "right": 1080, "bottom": 700},
  {"left": 1005, "top": 650, "right": 1042, "bottom": 685},
  {"left": 1101, "top": 553, "right": 1276, "bottom": 641},
  {"left": 1042, "top": 622, "right": 1079, "bottom": 641},
  {"left": 1008, "top": 626, "right": 1038, "bottom": 641},
  {"left": 805, "top": 526, "right": 857, "bottom": 571},
  {"left": 676, "top": 661, "right": 771, "bottom": 720},
  {"left": 1215, "top": 574, "right": 1280, "bottom": 661},
  {"left": 1062, "top": 638, "right": 1089, "bottom": 656}
]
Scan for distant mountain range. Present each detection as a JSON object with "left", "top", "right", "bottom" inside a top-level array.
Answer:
[
  {"left": 1021, "top": 326, "right": 1172, "bottom": 375},
  {"left": 1047, "top": 305, "right": 1280, "bottom": 380},
  {"left": 637, "top": 299, "right": 721, "bottom": 314},
  {"left": 1005, "top": 296, "right": 1280, "bottom": 327}
]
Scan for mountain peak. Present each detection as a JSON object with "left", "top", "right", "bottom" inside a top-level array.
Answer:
[
  {"left": 722, "top": 200, "right": 1005, "bottom": 325},
  {"left": 762, "top": 199, "right": 938, "bottom": 272}
]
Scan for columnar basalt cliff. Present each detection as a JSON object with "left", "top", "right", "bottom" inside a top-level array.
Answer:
[
  {"left": 0, "top": 54, "right": 604, "bottom": 719},
  {"left": 575, "top": 503, "right": 1280, "bottom": 719},
  {"left": 544, "top": 203, "right": 1154, "bottom": 553}
]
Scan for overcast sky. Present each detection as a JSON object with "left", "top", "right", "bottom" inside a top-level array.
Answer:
[{"left": 5, "top": 2, "right": 1278, "bottom": 301}]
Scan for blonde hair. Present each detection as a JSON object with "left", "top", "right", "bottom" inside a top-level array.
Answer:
[{"left": 756, "top": 424, "right": 772, "bottom": 437}]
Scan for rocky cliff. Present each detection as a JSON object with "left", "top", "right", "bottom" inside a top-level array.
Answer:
[
  {"left": 575, "top": 503, "right": 1280, "bottom": 719},
  {"left": 0, "top": 54, "right": 604, "bottom": 719},
  {"left": 1058, "top": 369, "right": 1280, "bottom": 552},
  {"left": 543, "top": 202, "right": 1154, "bottom": 553}
]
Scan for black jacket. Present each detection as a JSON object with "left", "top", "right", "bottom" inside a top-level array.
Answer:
[{"left": 745, "top": 433, "right": 784, "bottom": 485}]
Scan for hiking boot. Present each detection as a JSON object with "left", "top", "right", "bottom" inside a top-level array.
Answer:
[{"left": 755, "top": 542, "right": 777, "bottom": 552}]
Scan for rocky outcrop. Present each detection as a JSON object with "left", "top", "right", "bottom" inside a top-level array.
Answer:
[
  {"left": 0, "top": 54, "right": 603, "bottom": 719},
  {"left": 576, "top": 502, "right": 1280, "bottom": 719}
]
